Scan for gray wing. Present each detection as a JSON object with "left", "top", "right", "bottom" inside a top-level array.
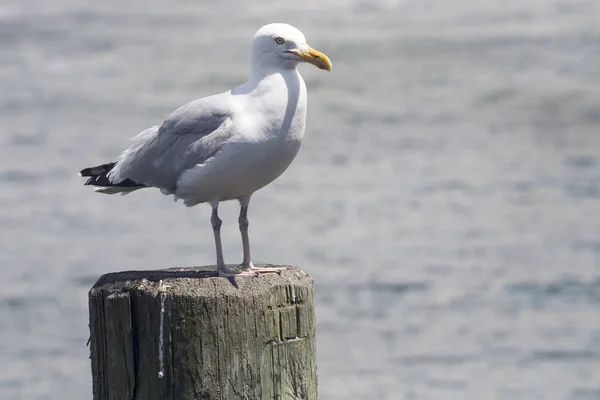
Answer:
[{"left": 108, "top": 95, "right": 234, "bottom": 192}]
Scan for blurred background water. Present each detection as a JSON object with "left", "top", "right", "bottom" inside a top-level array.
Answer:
[{"left": 1, "top": 0, "right": 599, "bottom": 399}]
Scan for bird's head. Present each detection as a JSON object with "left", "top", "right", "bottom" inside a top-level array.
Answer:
[{"left": 250, "top": 23, "right": 332, "bottom": 73}]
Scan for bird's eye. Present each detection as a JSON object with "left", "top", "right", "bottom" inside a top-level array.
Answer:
[{"left": 275, "top": 37, "right": 284, "bottom": 44}]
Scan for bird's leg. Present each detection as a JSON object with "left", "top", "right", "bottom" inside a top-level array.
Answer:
[
  {"left": 238, "top": 202, "right": 252, "bottom": 269},
  {"left": 234, "top": 196, "right": 291, "bottom": 276},
  {"left": 210, "top": 204, "right": 226, "bottom": 274}
]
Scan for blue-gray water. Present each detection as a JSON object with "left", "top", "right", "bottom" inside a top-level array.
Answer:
[{"left": 1, "top": 0, "right": 600, "bottom": 399}]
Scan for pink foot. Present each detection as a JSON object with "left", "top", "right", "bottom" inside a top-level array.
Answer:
[
  {"left": 219, "top": 263, "right": 292, "bottom": 277},
  {"left": 244, "top": 265, "right": 292, "bottom": 276}
]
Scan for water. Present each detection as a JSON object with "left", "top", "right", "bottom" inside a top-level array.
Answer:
[{"left": 1, "top": 0, "right": 599, "bottom": 398}]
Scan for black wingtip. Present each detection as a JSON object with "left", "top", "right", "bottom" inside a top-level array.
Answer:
[
  {"left": 83, "top": 176, "right": 97, "bottom": 186},
  {"left": 79, "top": 161, "right": 146, "bottom": 189},
  {"left": 79, "top": 162, "right": 116, "bottom": 177},
  {"left": 79, "top": 168, "right": 94, "bottom": 177}
]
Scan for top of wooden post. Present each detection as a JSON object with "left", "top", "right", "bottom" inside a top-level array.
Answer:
[{"left": 92, "top": 264, "right": 312, "bottom": 295}]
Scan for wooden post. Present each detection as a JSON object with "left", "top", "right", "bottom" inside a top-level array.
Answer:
[{"left": 88, "top": 265, "right": 317, "bottom": 400}]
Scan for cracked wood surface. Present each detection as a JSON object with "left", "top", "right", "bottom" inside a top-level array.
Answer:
[{"left": 88, "top": 265, "right": 317, "bottom": 400}]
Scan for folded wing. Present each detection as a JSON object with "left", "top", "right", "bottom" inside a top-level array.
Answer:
[{"left": 104, "top": 96, "right": 235, "bottom": 194}]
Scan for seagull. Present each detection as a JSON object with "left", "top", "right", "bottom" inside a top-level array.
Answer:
[{"left": 79, "top": 23, "right": 332, "bottom": 277}]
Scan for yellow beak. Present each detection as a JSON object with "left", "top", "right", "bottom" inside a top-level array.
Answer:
[{"left": 293, "top": 46, "right": 332, "bottom": 71}]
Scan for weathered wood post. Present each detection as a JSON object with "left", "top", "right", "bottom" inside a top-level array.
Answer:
[{"left": 88, "top": 265, "right": 317, "bottom": 400}]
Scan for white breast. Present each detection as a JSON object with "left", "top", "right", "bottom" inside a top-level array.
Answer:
[{"left": 175, "top": 69, "right": 308, "bottom": 206}]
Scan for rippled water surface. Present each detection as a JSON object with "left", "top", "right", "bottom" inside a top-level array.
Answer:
[{"left": 1, "top": 0, "right": 599, "bottom": 399}]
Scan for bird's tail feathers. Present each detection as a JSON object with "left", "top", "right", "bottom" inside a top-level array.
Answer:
[
  {"left": 93, "top": 186, "right": 144, "bottom": 195},
  {"left": 79, "top": 162, "right": 147, "bottom": 195}
]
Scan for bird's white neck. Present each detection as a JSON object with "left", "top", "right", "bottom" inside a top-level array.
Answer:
[
  {"left": 249, "top": 64, "right": 297, "bottom": 85},
  {"left": 230, "top": 67, "right": 302, "bottom": 98},
  {"left": 240, "top": 68, "right": 307, "bottom": 144}
]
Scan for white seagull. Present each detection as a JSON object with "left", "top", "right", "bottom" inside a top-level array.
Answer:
[{"left": 79, "top": 23, "right": 332, "bottom": 277}]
